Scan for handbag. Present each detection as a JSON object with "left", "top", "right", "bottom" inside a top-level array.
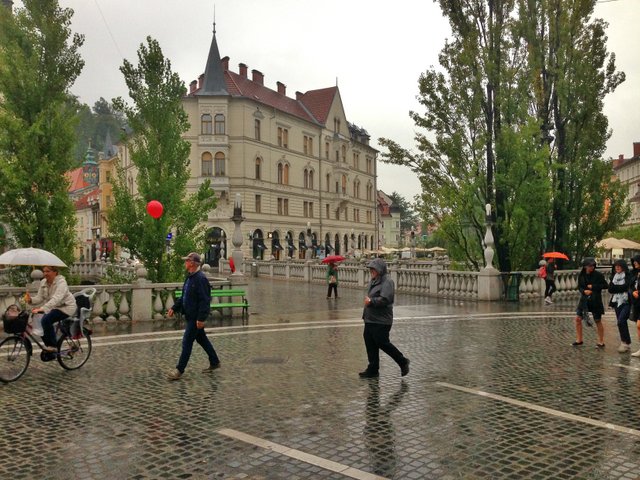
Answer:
[{"left": 329, "top": 275, "right": 336, "bottom": 284}]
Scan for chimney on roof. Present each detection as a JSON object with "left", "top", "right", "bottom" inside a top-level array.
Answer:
[
  {"left": 613, "top": 154, "right": 624, "bottom": 169},
  {"left": 252, "top": 69, "right": 264, "bottom": 85},
  {"left": 634, "top": 142, "right": 640, "bottom": 158},
  {"left": 198, "top": 73, "right": 205, "bottom": 90},
  {"left": 189, "top": 80, "right": 197, "bottom": 94},
  {"left": 239, "top": 63, "right": 248, "bottom": 77},
  {"left": 296, "top": 91, "right": 303, "bottom": 101},
  {"left": 221, "top": 56, "right": 229, "bottom": 71},
  {"left": 277, "top": 81, "right": 286, "bottom": 96}
]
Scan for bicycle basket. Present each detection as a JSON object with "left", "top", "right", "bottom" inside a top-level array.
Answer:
[{"left": 2, "top": 308, "right": 29, "bottom": 334}]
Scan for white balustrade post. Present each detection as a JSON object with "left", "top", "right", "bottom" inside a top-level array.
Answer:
[
  {"left": 130, "top": 266, "right": 153, "bottom": 321},
  {"left": 478, "top": 204, "right": 503, "bottom": 301}
]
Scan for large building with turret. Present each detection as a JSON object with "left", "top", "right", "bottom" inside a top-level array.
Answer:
[{"left": 117, "top": 28, "right": 379, "bottom": 265}]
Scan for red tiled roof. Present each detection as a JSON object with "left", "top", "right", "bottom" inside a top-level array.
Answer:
[
  {"left": 73, "top": 187, "right": 100, "bottom": 210},
  {"left": 66, "top": 167, "right": 89, "bottom": 193},
  {"left": 299, "top": 87, "right": 338, "bottom": 125},
  {"left": 189, "top": 71, "right": 338, "bottom": 127}
]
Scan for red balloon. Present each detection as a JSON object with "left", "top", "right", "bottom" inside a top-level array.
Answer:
[{"left": 146, "top": 200, "right": 163, "bottom": 219}]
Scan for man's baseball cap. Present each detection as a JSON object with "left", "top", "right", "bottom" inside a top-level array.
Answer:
[{"left": 182, "top": 252, "right": 202, "bottom": 264}]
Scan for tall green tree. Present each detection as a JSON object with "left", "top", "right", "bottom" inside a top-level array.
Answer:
[
  {"left": 108, "top": 37, "right": 216, "bottom": 282},
  {"left": 380, "top": 0, "right": 626, "bottom": 270},
  {"left": 0, "top": 0, "right": 84, "bottom": 263}
]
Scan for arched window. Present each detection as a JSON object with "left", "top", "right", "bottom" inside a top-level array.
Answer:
[
  {"left": 283, "top": 164, "right": 289, "bottom": 185},
  {"left": 214, "top": 114, "right": 225, "bottom": 134},
  {"left": 366, "top": 183, "right": 373, "bottom": 201},
  {"left": 341, "top": 145, "right": 346, "bottom": 162},
  {"left": 303, "top": 169, "right": 309, "bottom": 189},
  {"left": 326, "top": 173, "right": 330, "bottom": 192},
  {"left": 341, "top": 175, "right": 347, "bottom": 194},
  {"left": 353, "top": 180, "right": 360, "bottom": 198},
  {"left": 277, "top": 163, "right": 283, "bottom": 184},
  {"left": 309, "top": 170, "right": 314, "bottom": 190},
  {"left": 201, "top": 152, "right": 213, "bottom": 176},
  {"left": 201, "top": 114, "right": 212, "bottom": 134},
  {"left": 255, "top": 157, "right": 262, "bottom": 180},
  {"left": 214, "top": 152, "right": 225, "bottom": 176}
]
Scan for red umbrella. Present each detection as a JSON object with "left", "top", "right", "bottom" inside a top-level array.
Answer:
[
  {"left": 543, "top": 252, "right": 569, "bottom": 260},
  {"left": 322, "top": 255, "right": 346, "bottom": 264}
]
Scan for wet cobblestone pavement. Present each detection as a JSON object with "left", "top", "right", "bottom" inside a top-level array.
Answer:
[{"left": 2, "top": 278, "right": 640, "bottom": 479}]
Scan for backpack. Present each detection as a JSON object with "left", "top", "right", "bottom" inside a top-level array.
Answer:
[{"left": 537, "top": 266, "right": 547, "bottom": 279}]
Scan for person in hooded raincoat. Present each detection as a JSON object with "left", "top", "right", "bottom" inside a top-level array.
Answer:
[
  {"left": 574, "top": 258, "right": 607, "bottom": 348},
  {"left": 359, "top": 258, "right": 410, "bottom": 378}
]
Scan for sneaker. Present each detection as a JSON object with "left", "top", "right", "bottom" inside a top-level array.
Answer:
[
  {"left": 631, "top": 349, "right": 640, "bottom": 357},
  {"left": 167, "top": 369, "right": 182, "bottom": 381},
  {"left": 571, "top": 341, "right": 584, "bottom": 347},
  {"left": 618, "top": 343, "right": 631, "bottom": 353},
  {"left": 201, "top": 363, "right": 221, "bottom": 372},
  {"left": 400, "top": 358, "right": 410, "bottom": 377},
  {"left": 544, "top": 296, "right": 552, "bottom": 304},
  {"left": 41, "top": 345, "right": 57, "bottom": 353},
  {"left": 358, "top": 370, "right": 379, "bottom": 378}
]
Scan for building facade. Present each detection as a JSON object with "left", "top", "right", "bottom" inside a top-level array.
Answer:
[
  {"left": 179, "top": 30, "right": 378, "bottom": 263},
  {"left": 612, "top": 142, "right": 640, "bottom": 226},
  {"left": 377, "top": 190, "right": 401, "bottom": 248}
]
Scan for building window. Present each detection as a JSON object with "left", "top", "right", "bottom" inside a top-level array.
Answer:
[
  {"left": 284, "top": 198, "right": 288, "bottom": 215},
  {"left": 309, "top": 202, "right": 313, "bottom": 218},
  {"left": 326, "top": 204, "right": 330, "bottom": 219},
  {"left": 341, "top": 145, "right": 346, "bottom": 162},
  {"left": 201, "top": 152, "right": 213, "bottom": 176},
  {"left": 277, "top": 163, "right": 283, "bottom": 184},
  {"left": 255, "top": 119, "right": 261, "bottom": 140},
  {"left": 201, "top": 114, "right": 212, "bottom": 134},
  {"left": 353, "top": 180, "right": 360, "bottom": 198},
  {"left": 303, "top": 201, "right": 308, "bottom": 217},
  {"left": 325, "top": 142, "right": 329, "bottom": 159},
  {"left": 255, "top": 157, "right": 262, "bottom": 180},
  {"left": 277, "top": 198, "right": 283, "bottom": 215},
  {"left": 366, "top": 156, "right": 372, "bottom": 173},
  {"left": 283, "top": 164, "right": 289, "bottom": 184},
  {"left": 304, "top": 136, "right": 308, "bottom": 155},
  {"left": 214, "top": 114, "right": 225, "bottom": 134},
  {"left": 335, "top": 208, "right": 340, "bottom": 220},
  {"left": 106, "top": 171, "right": 112, "bottom": 182},
  {"left": 366, "top": 183, "right": 373, "bottom": 201},
  {"left": 341, "top": 175, "right": 347, "bottom": 194},
  {"left": 335, "top": 149, "right": 340, "bottom": 162},
  {"left": 255, "top": 194, "right": 261, "bottom": 213},
  {"left": 214, "top": 152, "right": 225, "bottom": 176},
  {"left": 326, "top": 173, "right": 330, "bottom": 192},
  {"left": 304, "top": 169, "right": 309, "bottom": 189},
  {"left": 278, "top": 127, "right": 288, "bottom": 148},
  {"left": 367, "top": 210, "right": 372, "bottom": 223}
]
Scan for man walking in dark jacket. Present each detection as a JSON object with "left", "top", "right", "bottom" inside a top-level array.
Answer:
[
  {"left": 167, "top": 252, "right": 220, "bottom": 380},
  {"left": 359, "top": 258, "right": 410, "bottom": 378}
]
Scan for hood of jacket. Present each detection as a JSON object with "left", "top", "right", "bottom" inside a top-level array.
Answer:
[{"left": 367, "top": 258, "right": 388, "bottom": 277}]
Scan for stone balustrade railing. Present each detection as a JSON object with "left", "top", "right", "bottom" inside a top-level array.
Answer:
[{"left": 0, "top": 265, "right": 230, "bottom": 323}]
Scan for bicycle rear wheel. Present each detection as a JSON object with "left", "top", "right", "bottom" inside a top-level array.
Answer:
[
  {"left": 56, "top": 334, "right": 92, "bottom": 370},
  {"left": 0, "top": 336, "right": 30, "bottom": 382}
]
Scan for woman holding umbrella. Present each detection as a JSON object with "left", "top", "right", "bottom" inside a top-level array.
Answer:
[{"left": 323, "top": 255, "right": 344, "bottom": 299}]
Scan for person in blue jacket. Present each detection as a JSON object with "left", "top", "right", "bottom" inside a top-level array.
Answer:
[{"left": 167, "top": 252, "right": 220, "bottom": 380}]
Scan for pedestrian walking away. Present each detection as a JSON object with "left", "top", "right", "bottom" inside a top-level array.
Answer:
[
  {"left": 166, "top": 252, "right": 220, "bottom": 380},
  {"left": 573, "top": 258, "right": 607, "bottom": 348},
  {"left": 326, "top": 262, "right": 339, "bottom": 299},
  {"left": 544, "top": 258, "right": 557, "bottom": 304},
  {"left": 628, "top": 255, "right": 640, "bottom": 357},
  {"left": 359, "top": 258, "right": 410, "bottom": 378},
  {"left": 608, "top": 259, "right": 632, "bottom": 353}
]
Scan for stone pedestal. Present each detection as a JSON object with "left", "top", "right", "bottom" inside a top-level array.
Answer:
[
  {"left": 477, "top": 267, "right": 502, "bottom": 301},
  {"left": 130, "top": 266, "right": 153, "bottom": 322}
]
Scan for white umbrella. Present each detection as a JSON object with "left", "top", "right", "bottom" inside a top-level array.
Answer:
[{"left": 0, "top": 248, "right": 67, "bottom": 267}]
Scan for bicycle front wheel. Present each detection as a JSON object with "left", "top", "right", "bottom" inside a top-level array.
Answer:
[
  {"left": 57, "top": 334, "right": 92, "bottom": 370},
  {"left": 0, "top": 336, "right": 31, "bottom": 382}
]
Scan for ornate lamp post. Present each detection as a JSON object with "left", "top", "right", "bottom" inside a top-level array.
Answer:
[{"left": 230, "top": 194, "right": 245, "bottom": 276}]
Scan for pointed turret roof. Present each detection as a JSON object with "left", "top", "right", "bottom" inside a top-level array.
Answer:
[
  {"left": 196, "top": 27, "right": 229, "bottom": 96},
  {"left": 103, "top": 131, "right": 116, "bottom": 158}
]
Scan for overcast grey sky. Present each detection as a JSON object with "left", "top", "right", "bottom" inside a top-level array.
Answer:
[{"left": 14, "top": 0, "right": 639, "bottom": 202}]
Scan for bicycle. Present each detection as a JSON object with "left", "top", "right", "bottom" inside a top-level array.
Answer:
[{"left": 0, "top": 288, "right": 96, "bottom": 383}]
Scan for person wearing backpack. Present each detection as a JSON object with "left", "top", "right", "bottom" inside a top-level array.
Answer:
[{"left": 166, "top": 252, "right": 220, "bottom": 380}]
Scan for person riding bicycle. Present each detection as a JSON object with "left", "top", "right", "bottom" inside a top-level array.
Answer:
[{"left": 25, "top": 265, "right": 76, "bottom": 353}]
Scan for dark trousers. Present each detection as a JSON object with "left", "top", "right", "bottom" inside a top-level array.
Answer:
[
  {"left": 327, "top": 283, "right": 338, "bottom": 298},
  {"left": 41, "top": 309, "right": 69, "bottom": 347},
  {"left": 615, "top": 302, "right": 632, "bottom": 344},
  {"left": 177, "top": 320, "right": 220, "bottom": 373},
  {"left": 363, "top": 323, "right": 406, "bottom": 373},
  {"left": 544, "top": 279, "right": 556, "bottom": 298}
]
